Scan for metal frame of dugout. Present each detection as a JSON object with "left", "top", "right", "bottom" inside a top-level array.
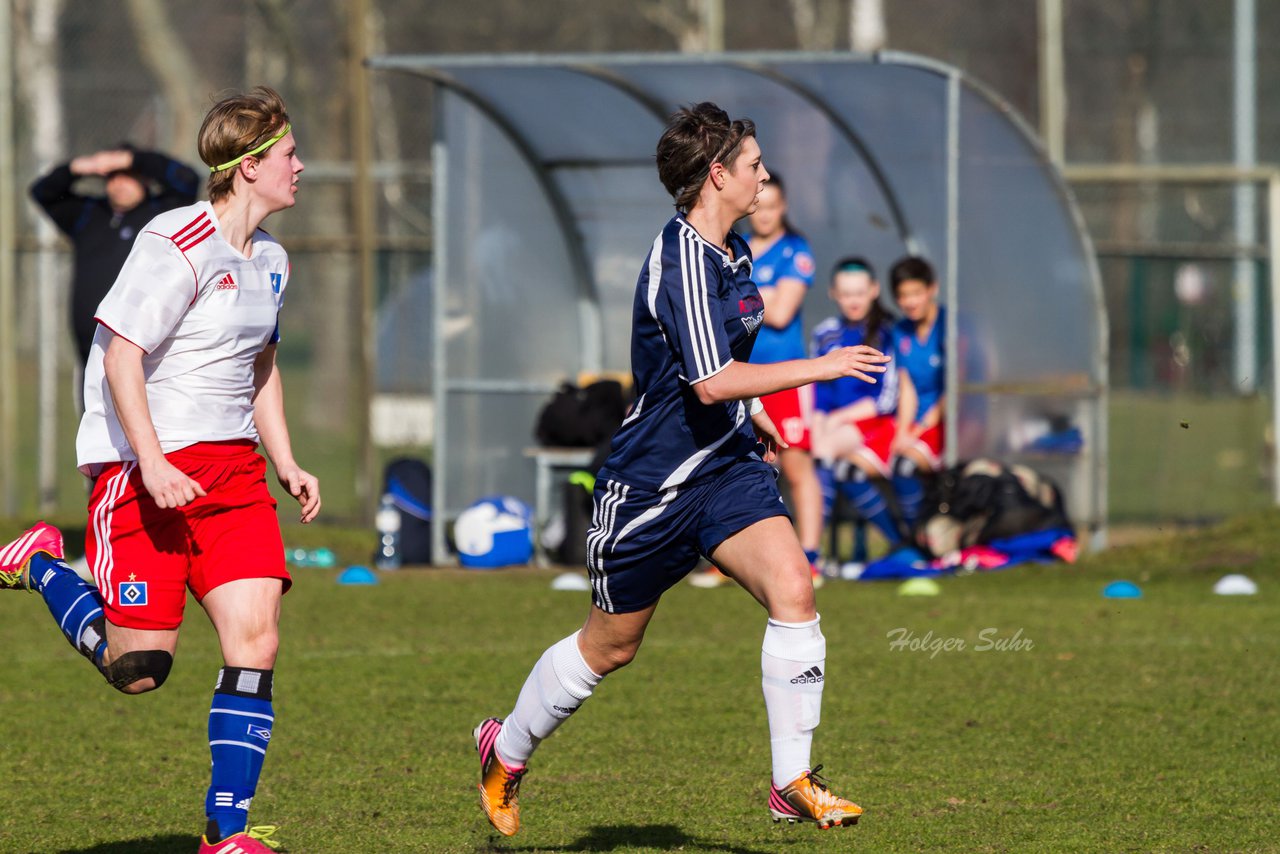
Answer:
[{"left": 366, "top": 51, "right": 1110, "bottom": 564}]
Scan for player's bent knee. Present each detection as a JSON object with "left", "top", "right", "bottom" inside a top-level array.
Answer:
[
  {"left": 98, "top": 649, "right": 174, "bottom": 693},
  {"left": 600, "top": 639, "right": 643, "bottom": 673},
  {"left": 225, "top": 631, "right": 280, "bottom": 671},
  {"left": 771, "top": 563, "right": 817, "bottom": 612}
]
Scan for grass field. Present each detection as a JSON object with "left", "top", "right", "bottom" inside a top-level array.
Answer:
[
  {"left": 2, "top": 512, "right": 1278, "bottom": 853},
  {"left": 1107, "top": 391, "right": 1273, "bottom": 522}
]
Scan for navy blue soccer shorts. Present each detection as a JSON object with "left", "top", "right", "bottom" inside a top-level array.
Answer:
[{"left": 586, "top": 456, "right": 790, "bottom": 614}]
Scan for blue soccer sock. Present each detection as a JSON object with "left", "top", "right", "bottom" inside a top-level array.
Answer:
[
  {"left": 892, "top": 457, "right": 926, "bottom": 528},
  {"left": 893, "top": 474, "right": 925, "bottom": 527},
  {"left": 838, "top": 475, "right": 902, "bottom": 546},
  {"left": 27, "top": 552, "right": 107, "bottom": 666},
  {"left": 815, "top": 461, "right": 838, "bottom": 523},
  {"left": 206, "top": 667, "right": 274, "bottom": 841}
]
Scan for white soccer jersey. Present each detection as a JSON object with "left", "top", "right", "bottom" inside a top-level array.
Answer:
[{"left": 75, "top": 201, "right": 290, "bottom": 472}]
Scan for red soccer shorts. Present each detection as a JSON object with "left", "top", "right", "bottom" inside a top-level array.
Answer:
[
  {"left": 906, "top": 423, "right": 945, "bottom": 471},
  {"left": 852, "top": 413, "right": 896, "bottom": 475},
  {"left": 759, "top": 385, "right": 813, "bottom": 452},
  {"left": 85, "top": 440, "right": 289, "bottom": 631},
  {"left": 815, "top": 412, "right": 896, "bottom": 477}
]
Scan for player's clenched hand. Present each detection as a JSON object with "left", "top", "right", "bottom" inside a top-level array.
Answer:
[
  {"left": 141, "top": 458, "right": 207, "bottom": 509},
  {"left": 817, "top": 345, "right": 889, "bottom": 384},
  {"left": 278, "top": 464, "right": 321, "bottom": 524},
  {"left": 751, "top": 409, "right": 788, "bottom": 464}
]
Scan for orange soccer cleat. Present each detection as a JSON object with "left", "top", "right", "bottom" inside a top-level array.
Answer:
[
  {"left": 768, "top": 765, "right": 862, "bottom": 829},
  {"left": 474, "top": 717, "right": 527, "bottom": 837}
]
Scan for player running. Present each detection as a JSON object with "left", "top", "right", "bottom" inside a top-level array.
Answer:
[
  {"left": 0, "top": 86, "right": 317, "bottom": 854},
  {"left": 888, "top": 256, "right": 946, "bottom": 529},
  {"left": 810, "top": 257, "right": 905, "bottom": 549},
  {"left": 473, "top": 102, "right": 885, "bottom": 837}
]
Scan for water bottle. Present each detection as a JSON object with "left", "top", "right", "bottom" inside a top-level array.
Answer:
[
  {"left": 309, "top": 547, "right": 336, "bottom": 568},
  {"left": 375, "top": 493, "right": 402, "bottom": 570}
]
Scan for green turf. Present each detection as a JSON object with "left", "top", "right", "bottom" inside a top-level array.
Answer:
[
  {"left": 2, "top": 512, "right": 1279, "bottom": 853},
  {"left": 1108, "top": 390, "right": 1273, "bottom": 523}
]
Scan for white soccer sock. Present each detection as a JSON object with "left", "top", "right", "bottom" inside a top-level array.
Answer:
[
  {"left": 761, "top": 615, "right": 826, "bottom": 787},
  {"left": 494, "top": 630, "right": 602, "bottom": 768}
]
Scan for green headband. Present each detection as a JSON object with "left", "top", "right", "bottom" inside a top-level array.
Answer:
[{"left": 209, "top": 122, "right": 291, "bottom": 173}]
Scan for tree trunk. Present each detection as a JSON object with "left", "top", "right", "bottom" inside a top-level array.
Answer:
[
  {"left": 123, "top": 0, "right": 206, "bottom": 157},
  {"left": 640, "top": 0, "right": 723, "bottom": 52},
  {"left": 14, "top": 0, "right": 66, "bottom": 514},
  {"left": 244, "top": 0, "right": 354, "bottom": 431},
  {"left": 787, "top": 0, "right": 842, "bottom": 51},
  {"left": 849, "top": 0, "right": 887, "bottom": 52}
]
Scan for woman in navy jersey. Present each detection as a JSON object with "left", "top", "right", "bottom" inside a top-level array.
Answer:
[
  {"left": 474, "top": 103, "right": 886, "bottom": 837},
  {"left": 810, "top": 257, "right": 905, "bottom": 549}
]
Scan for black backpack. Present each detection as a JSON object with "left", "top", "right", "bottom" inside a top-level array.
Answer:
[
  {"left": 534, "top": 380, "right": 628, "bottom": 447},
  {"left": 554, "top": 438, "right": 614, "bottom": 566},
  {"left": 382, "top": 457, "right": 433, "bottom": 565},
  {"left": 917, "top": 458, "right": 1070, "bottom": 556}
]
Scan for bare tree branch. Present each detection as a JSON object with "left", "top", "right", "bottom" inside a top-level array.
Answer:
[
  {"left": 639, "top": 0, "right": 712, "bottom": 52},
  {"left": 787, "top": 0, "right": 842, "bottom": 51},
  {"left": 123, "top": 0, "right": 207, "bottom": 153}
]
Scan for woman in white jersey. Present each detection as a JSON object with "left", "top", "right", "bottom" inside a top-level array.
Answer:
[
  {"left": 473, "top": 103, "right": 887, "bottom": 837},
  {"left": 0, "top": 86, "right": 316, "bottom": 854}
]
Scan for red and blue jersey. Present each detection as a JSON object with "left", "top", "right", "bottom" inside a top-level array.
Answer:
[
  {"left": 598, "top": 214, "right": 763, "bottom": 492},
  {"left": 810, "top": 314, "right": 898, "bottom": 416},
  {"left": 747, "top": 232, "right": 815, "bottom": 365},
  {"left": 893, "top": 307, "right": 945, "bottom": 424}
]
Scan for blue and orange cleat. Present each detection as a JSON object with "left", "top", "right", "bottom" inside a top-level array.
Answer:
[
  {"left": 197, "top": 825, "right": 281, "bottom": 853},
  {"left": 474, "top": 717, "right": 527, "bottom": 836},
  {"left": 0, "top": 522, "right": 63, "bottom": 591},
  {"left": 769, "top": 765, "right": 862, "bottom": 829}
]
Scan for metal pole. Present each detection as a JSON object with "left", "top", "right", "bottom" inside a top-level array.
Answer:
[
  {"left": 430, "top": 125, "right": 450, "bottom": 564},
  {"left": 1037, "top": 0, "right": 1065, "bottom": 166},
  {"left": 943, "top": 71, "right": 960, "bottom": 466},
  {"left": 1234, "top": 0, "right": 1257, "bottom": 393},
  {"left": 1269, "top": 175, "right": 1280, "bottom": 503},
  {"left": 349, "top": 0, "right": 377, "bottom": 523},
  {"left": 0, "top": 0, "right": 16, "bottom": 515}
]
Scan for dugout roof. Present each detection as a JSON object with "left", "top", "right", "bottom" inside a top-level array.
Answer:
[{"left": 367, "top": 51, "right": 1109, "bottom": 561}]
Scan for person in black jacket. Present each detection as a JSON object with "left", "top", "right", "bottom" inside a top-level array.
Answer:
[{"left": 30, "top": 146, "right": 199, "bottom": 368}]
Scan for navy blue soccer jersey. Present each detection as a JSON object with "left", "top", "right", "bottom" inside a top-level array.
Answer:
[
  {"left": 597, "top": 214, "right": 765, "bottom": 492},
  {"left": 893, "top": 307, "right": 945, "bottom": 424},
  {"left": 810, "top": 315, "right": 898, "bottom": 415}
]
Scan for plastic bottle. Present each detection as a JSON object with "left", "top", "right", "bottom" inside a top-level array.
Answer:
[
  {"left": 309, "top": 547, "right": 336, "bottom": 568},
  {"left": 375, "top": 493, "right": 403, "bottom": 570}
]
